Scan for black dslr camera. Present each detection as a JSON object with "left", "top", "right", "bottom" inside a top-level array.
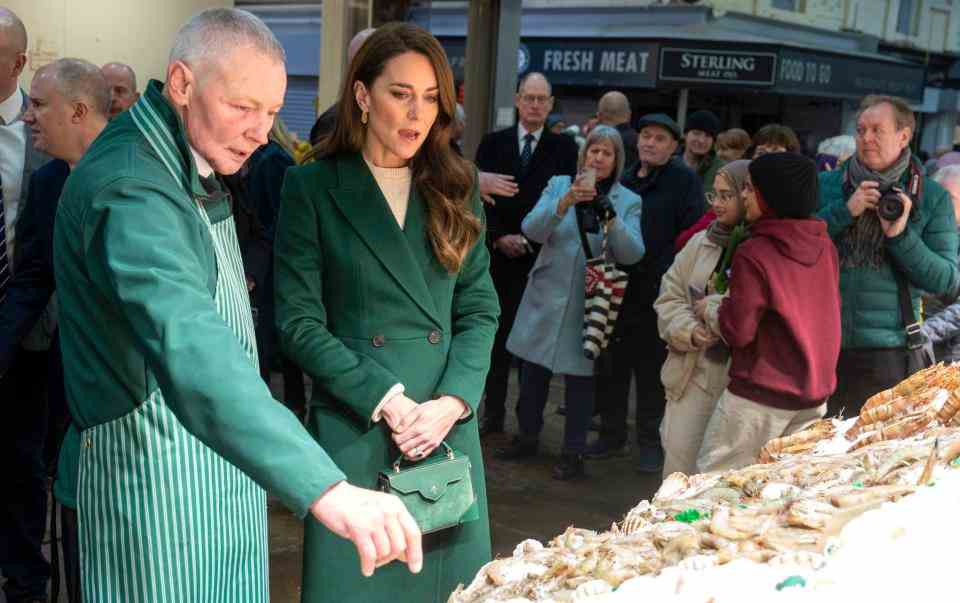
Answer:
[
  {"left": 877, "top": 186, "right": 906, "bottom": 222},
  {"left": 575, "top": 194, "right": 617, "bottom": 234}
]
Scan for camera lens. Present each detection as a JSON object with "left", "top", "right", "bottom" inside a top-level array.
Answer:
[{"left": 877, "top": 190, "right": 904, "bottom": 222}]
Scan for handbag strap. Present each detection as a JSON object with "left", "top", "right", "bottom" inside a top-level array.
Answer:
[
  {"left": 891, "top": 263, "right": 926, "bottom": 351},
  {"left": 393, "top": 441, "right": 455, "bottom": 472},
  {"left": 574, "top": 205, "right": 595, "bottom": 260}
]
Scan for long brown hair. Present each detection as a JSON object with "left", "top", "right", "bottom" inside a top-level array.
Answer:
[{"left": 311, "top": 22, "right": 480, "bottom": 273}]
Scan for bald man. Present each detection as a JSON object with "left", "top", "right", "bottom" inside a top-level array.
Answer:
[
  {"left": 597, "top": 91, "right": 637, "bottom": 168},
  {"left": 475, "top": 72, "right": 579, "bottom": 441},
  {"left": 101, "top": 61, "right": 140, "bottom": 118},
  {"left": 0, "top": 8, "right": 55, "bottom": 603},
  {"left": 6, "top": 58, "right": 112, "bottom": 603},
  {"left": 309, "top": 27, "right": 375, "bottom": 144}
]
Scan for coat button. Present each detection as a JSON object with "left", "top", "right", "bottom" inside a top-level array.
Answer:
[
  {"left": 428, "top": 330, "right": 442, "bottom": 344},
  {"left": 372, "top": 335, "right": 386, "bottom": 348}
]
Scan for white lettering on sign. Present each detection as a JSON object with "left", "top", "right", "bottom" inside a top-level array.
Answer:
[
  {"left": 780, "top": 58, "right": 832, "bottom": 85},
  {"left": 599, "top": 51, "right": 650, "bottom": 74},
  {"left": 679, "top": 53, "right": 757, "bottom": 72},
  {"left": 543, "top": 49, "right": 595, "bottom": 72}
]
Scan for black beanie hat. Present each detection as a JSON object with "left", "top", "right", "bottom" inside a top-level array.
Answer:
[
  {"left": 685, "top": 110, "right": 721, "bottom": 138},
  {"left": 749, "top": 152, "right": 820, "bottom": 219}
]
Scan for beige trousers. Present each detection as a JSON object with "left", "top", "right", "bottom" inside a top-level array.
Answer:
[
  {"left": 660, "top": 379, "right": 721, "bottom": 478},
  {"left": 695, "top": 389, "right": 826, "bottom": 474}
]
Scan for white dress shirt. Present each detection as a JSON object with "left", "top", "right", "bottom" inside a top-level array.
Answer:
[
  {"left": 0, "top": 88, "right": 26, "bottom": 265},
  {"left": 518, "top": 123, "right": 544, "bottom": 156}
]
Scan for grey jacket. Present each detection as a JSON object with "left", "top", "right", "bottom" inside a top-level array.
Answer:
[
  {"left": 922, "top": 249, "right": 960, "bottom": 363},
  {"left": 506, "top": 176, "right": 645, "bottom": 376}
]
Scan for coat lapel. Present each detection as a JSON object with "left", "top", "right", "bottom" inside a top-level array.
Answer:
[{"left": 329, "top": 153, "right": 441, "bottom": 326}]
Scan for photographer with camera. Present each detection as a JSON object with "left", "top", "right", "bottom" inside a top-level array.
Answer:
[
  {"left": 499, "top": 126, "right": 644, "bottom": 480},
  {"left": 818, "top": 95, "right": 959, "bottom": 417}
]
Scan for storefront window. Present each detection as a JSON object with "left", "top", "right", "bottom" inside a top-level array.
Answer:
[
  {"left": 771, "top": 0, "right": 804, "bottom": 11},
  {"left": 897, "top": 0, "right": 918, "bottom": 36}
]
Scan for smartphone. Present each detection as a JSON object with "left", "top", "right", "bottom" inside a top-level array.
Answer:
[
  {"left": 579, "top": 167, "right": 597, "bottom": 190},
  {"left": 689, "top": 285, "right": 705, "bottom": 301}
]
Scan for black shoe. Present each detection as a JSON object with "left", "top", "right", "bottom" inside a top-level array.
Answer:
[
  {"left": 495, "top": 437, "right": 538, "bottom": 460},
  {"left": 584, "top": 439, "right": 630, "bottom": 460},
  {"left": 635, "top": 444, "right": 665, "bottom": 474},
  {"left": 552, "top": 453, "right": 586, "bottom": 480},
  {"left": 478, "top": 417, "right": 504, "bottom": 437}
]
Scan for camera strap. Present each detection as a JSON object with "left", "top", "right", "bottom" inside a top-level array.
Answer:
[
  {"left": 892, "top": 265, "right": 929, "bottom": 353},
  {"left": 574, "top": 205, "right": 596, "bottom": 261}
]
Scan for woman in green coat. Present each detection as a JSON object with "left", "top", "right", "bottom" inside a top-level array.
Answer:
[{"left": 275, "top": 23, "right": 500, "bottom": 603}]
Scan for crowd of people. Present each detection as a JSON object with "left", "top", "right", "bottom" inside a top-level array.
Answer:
[{"left": 2, "top": 5, "right": 960, "bottom": 603}]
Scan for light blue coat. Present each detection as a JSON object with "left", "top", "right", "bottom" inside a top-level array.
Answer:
[{"left": 506, "top": 176, "right": 644, "bottom": 376}]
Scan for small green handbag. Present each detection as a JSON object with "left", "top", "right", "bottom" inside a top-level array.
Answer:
[{"left": 378, "top": 442, "right": 476, "bottom": 534}]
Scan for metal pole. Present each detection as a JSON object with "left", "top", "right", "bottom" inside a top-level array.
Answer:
[
  {"left": 676, "top": 88, "right": 689, "bottom": 132},
  {"left": 462, "top": 0, "right": 522, "bottom": 161}
]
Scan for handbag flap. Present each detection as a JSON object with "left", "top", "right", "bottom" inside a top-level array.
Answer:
[{"left": 382, "top": 456, "right": 471, "bottom": 502}]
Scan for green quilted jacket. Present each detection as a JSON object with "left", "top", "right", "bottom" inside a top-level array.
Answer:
[{"left": 817, "top": 166, "right": 958, "bottom": 349}]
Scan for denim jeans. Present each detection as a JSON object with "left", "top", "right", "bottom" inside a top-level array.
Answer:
[{"left": 517, "top": 362, "right": 595, "bottom": 454}]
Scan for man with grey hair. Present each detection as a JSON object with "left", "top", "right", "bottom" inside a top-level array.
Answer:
[
  {"left": 597, "top": 90, "right": 637, "bottom": 168},
  {"left": 54, "top": 9, "right": 422, "bottom": 602},
  {"left": 100, "top": 61, "right": 139, "bottom": 118},
  {"left": 0, "top": 57, "right": 111, "bottom": 603},
  {"left": 0, "top": 8, "right": 54, "bottom": 603},
  {"left": 819, "top": 95, "right": 958, "bottom": 416},
  {"left": 477, "top": 71, "right": 579, "bottom": 441}
]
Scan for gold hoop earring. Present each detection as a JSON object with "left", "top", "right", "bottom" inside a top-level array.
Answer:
[{"left": 361, "top": 109, "right": 368, "bottom": 125}]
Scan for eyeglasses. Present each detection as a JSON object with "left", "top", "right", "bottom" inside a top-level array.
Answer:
[
  {"left": 520, "top": 94, "right": 551, "bottom": 106},
  {"left": 706, "top": 191, "right": 739, "bottom": 206}
]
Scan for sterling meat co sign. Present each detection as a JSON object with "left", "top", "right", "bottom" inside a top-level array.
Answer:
[{"left": 659, "top": 47, "right": 777, "bottom": 86}]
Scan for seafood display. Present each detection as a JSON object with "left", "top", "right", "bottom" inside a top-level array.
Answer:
[{"left": 450, "top": 364, "right": 960, "bottom": 602}]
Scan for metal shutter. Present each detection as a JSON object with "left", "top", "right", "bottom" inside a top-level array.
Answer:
[{"left": 281, "top": 76, "right": 319, "bottom": 142}]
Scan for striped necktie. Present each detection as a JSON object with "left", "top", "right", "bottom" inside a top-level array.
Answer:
[
  {"left": 519, "top": 133, "right": 534, "bottom": 176},
  {"left": 0, "top": 168, "right": 8, "bottom": 305}
]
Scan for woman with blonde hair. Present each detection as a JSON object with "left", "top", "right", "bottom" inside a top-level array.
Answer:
[
  {"left": 655, "top": 160, "right": 750, "bottom": 477},
  {"left": 274, "top": 22, "right": 499, "bottom": 602},
  {"left": 501, "top": 125, "right": 645, "bottom": 479}
]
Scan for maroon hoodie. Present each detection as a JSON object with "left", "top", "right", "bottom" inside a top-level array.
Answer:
[{"left": 718, "top": 218, "right": 840, "bottom": 410}]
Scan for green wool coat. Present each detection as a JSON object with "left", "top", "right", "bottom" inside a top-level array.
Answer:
[
  {"left": 274, "top": 152, "right": 500, "bottom": 603},
  {"left": 818, "top": 166, "right": 959, "bottom": 349}
]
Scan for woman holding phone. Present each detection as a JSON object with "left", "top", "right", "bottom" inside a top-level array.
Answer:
[
  {"left": 499, "top": 125, "right": 645, "bottom": 479},
  {"left": 654, "top": 159, "right": 749, "bottom": 477}
]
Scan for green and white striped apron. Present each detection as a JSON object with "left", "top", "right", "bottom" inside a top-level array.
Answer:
[{"left": 77, "top": 154, "right": 267, "bottom": 600}]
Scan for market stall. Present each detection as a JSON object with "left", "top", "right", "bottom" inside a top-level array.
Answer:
[{"left": 451, "top": 363, "right": 960, "bottom": 602}]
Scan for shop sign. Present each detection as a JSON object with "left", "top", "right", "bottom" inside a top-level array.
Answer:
[
  {"left": 439, "top": 38, "right": 658, "bottom": 88},
  {"left": 776, "top": 49, "right": 925, "bottom": 102},
  {"left": 659, "top": 47, "right": 777, "bottom": 86}
]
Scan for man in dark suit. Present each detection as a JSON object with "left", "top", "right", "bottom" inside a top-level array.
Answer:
[
  {"left": 474, "top": 72, "right": 579, "bottom": 437},
  {"left": 0, "top": 57, "right": 110, "bottom": 603},
  {"left": 0, "top": 9, "right": 55, "bottom": 603}
]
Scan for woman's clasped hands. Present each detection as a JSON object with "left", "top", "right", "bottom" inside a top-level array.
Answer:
[{"left": 381, "top": 394, "right": 468, "bottom": 460}]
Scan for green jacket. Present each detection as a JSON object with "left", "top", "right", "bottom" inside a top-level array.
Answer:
[
  {"left": 53, "top": 79, "right": 345, "bottom": 518},
  {"left": 817, "top": 166, "right": 959, "bottom": 349},
  {"left": 274, "top": 152, "right": 499, "bottom": 602},
  {"left": 700, "top": 152, "right": 725, "bottom": 196}
]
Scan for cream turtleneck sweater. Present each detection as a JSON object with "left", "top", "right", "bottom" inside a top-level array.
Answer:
[{"left": 364, "top": 157, "right": 412, "bottom": 229}]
